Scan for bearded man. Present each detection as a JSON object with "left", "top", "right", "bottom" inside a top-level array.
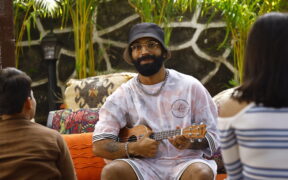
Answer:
[{"left": 92, "top": 23, "right": 219, "bottom": 180}]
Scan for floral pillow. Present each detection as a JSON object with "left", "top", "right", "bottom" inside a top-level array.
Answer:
[{"left": 47, "top": 108, "right": 99, "bottom": 134}]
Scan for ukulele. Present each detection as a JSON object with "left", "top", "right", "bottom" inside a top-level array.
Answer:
[{"left": 118, "top": 124, "right": 206, "bottom": 142}]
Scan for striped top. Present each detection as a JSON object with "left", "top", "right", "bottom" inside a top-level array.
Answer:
[{"left": 218, "top": 103, "right": 288, "bottom": 180}]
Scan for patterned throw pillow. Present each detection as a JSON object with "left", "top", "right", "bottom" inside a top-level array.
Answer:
[
  {"left": 203, "top": 149, "right": 226, "bottom": 174},
  {"left": 64, "top": 72, "right": 136, "bottom": 110},
  {"left": 47, "top": 108, "right": 99, "bottom": 134}
]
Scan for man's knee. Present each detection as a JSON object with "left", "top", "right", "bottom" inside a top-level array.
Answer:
[
  {"left": 193, "top": 166, "right": 213, "bottom": 180},
  {"left": 101, "top": 160, "right": 137, "bottom": 180},
  {"left": 101, "top": 161, "right": 123, "bottom": 179},
  {"left": 181, "top": 162, "right": 214, "bottom": 180}
]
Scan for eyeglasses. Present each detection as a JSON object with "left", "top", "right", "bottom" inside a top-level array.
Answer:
[{"left": 130, "top": 41, "right": 160, "bottom": 52}]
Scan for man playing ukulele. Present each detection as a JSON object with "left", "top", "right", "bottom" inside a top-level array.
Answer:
[{"left": 92, "top": 23, "right": 219, "bottom": 180}]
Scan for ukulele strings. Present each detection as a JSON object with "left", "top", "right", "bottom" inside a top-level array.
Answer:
[{"left": 117, "top": 132, "right": 201, "bottom": 142}]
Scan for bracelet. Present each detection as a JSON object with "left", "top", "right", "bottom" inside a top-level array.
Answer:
[{"left": 124, "top": 142, "right": 131, "bottom": 159}]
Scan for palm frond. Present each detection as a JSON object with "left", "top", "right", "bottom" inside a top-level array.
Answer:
[{"left": 33, "top": 0, "right": 61, "bottom": 17}]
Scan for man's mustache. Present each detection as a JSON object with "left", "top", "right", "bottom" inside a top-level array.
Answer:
[{"left": 136, "top": 54, "right": 159, "bottom": 63}]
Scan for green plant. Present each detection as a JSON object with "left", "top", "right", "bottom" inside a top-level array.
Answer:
[
  {"left": 128, "top": 0, "right": 287, "bottom": 85},
  {"left": 13, "top": 0, "right": 61, "bottom": 67},
  {"left": 201, "top": 0, "right": 288, "bottom": 83},
  {"left": 14, "top": 0, "right": 105, "bottom": 79},
  {"left": 61, "top": 0, "right": 105, "bottom": 79},
  {"left": 128, "top": 0, "right": 197, "bottom": 45}
]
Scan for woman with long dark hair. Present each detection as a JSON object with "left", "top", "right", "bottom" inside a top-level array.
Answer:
[{"left": 218, "top": 12, "right": 288, "bottom": 180}]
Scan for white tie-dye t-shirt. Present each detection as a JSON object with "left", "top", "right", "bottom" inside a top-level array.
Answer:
[{"left": 93, "top": 69, "right": 219, "bottom": 160}]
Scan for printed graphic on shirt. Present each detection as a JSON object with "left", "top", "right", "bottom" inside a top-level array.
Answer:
[{"left": 171, "top": 99, "right": 190, "bottom": 118}]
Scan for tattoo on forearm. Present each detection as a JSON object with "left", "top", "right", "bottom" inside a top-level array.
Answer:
[{"left": 105, "top": 142, "right": 120, "bottom": 153}]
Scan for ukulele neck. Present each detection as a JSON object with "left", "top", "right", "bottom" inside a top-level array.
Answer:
[{"left": 151, "top": 129, "right": 182, "bottom": 141}]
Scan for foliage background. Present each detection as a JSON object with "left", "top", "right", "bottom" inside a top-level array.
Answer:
[{"left": 13, "top": 0, "right": 288, "bottom": 124}]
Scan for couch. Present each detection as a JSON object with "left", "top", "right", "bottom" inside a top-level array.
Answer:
[{"left": 47, "top": 72, "right": 227, "bottom": 180}]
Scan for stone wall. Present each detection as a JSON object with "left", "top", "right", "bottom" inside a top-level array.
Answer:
[{"left": 18, "top": 0, "right": 234, "bottom": 124}]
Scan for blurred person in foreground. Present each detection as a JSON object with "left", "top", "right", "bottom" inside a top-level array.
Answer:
[
  {"left": 92, "top": 22, "right": 219, "bottom": 180},
  {"left": 217, "top": 12, "right": 288, "bottom": 180},
  {"left": 0, "top": 67, "right": 76, "bottom": 180}
]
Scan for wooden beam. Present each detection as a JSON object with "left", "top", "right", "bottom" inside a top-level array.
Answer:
[{"left": 0, "top": 0, "right": 15, "bottom": 69}]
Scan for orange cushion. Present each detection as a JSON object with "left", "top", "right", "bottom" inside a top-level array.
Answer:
[
  {"left": 62, "top": 133, "right": 226, "bottom": 180},
  {"left": 216, "top": 174, "right": 227, "bottom": 180},
  {"left": 62, "top": 133, "right": 105, "bottom": 180}
]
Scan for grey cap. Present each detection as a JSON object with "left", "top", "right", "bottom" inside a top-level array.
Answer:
[{"left": 123, "top": 23, "right": 170, "bottom": 64}]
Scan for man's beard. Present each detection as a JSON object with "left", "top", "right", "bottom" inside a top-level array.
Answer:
[{"left": 132, "top": 55, "right": 164, "bottom": 76}]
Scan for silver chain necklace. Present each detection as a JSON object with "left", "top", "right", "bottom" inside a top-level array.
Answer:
[{"left": 136, "top": 70, "right": 169, "bottom": 96}]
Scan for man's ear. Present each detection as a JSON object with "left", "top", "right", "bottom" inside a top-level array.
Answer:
[
  {"left": 23, "top": 97, "right": 32, "bottom": 110},
  {"left": 163, "top": 51, "right": 171, "bottom": 60}
]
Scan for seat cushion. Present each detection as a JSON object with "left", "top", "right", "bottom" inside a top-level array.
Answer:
[{"left": 62, "top": 133, "right": 105, "bottom": 180}]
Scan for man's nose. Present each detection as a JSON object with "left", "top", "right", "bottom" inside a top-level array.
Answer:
[{"left": 140, "top": 45, "right": 150, "bottom": 54}]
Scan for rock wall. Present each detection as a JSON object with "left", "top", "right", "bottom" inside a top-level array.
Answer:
[{"left": 18, "top": 0, "right": 234, "bottom": 124}]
